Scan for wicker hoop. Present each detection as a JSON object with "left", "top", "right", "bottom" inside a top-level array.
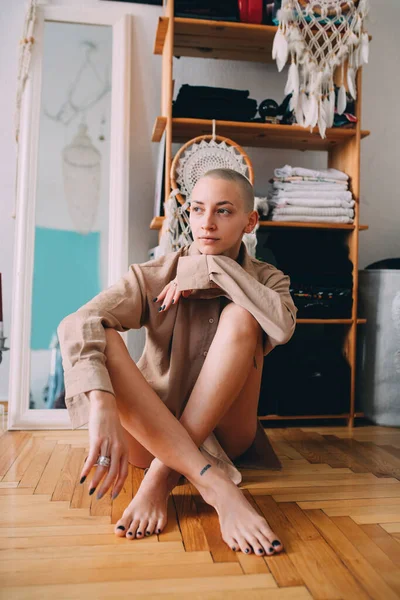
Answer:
[{"left": 170, "top": 134, "right": 254, "bottom": 207}]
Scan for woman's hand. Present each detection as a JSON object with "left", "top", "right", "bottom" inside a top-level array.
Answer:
[
  {"left": 154, "top": 277, "right": 193, "bottom": 313},
  {"left": 79, "top": 391, "right": 129, "bottom": 500}
]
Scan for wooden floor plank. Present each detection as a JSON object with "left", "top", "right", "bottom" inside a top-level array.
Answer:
[
  {"left": 279, "top": 502, "right": 370, "bottom": 599},
  {"left": 252, "top": 483, "right": 400, "bottom": 502},
  {"left": 0, "top": 561, "right": 244, "bottom": 587},
  {"left": 0, "top": 574, "right": 277, "bottom": 599},
  {"left": 332, "top": 516, "right": 400, "bottom": 595},
  {"left": 361, "top": 523, "right": 400, "bottom": 566},
  {"left": 1, "top": 436, "right": 43, "bottom": 482},
  {"left": 172, "top": 482, "right": 209, "bottom": 552},
  {"left": 323, "top": 435, "right": 400, "bottom": 479},
  {"left": 0, "top": 431, "right": 31, "bottom": 478},
  {"left": 35, "top": 443, "right": 70, "bottom": 495},
  {"left": 307, "top": 509, "right": 400, "bottom": 600},
  {"left": 252, "top": 495, "right": 343, "bottom": 596},
  {"left": 18, "top": 439, "right": 57, "bottom": 489},
  {"left": 51, "top": 446, "right": 85, "bottom": 502}
]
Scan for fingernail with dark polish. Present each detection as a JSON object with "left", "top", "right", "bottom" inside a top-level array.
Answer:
[
  {"left": 117, "top": 525, "right": 125, "bottom": 531},
  {"left": 272, "top": 540, "right": 281, "bottom": 547},
  {"left": 171, "top": 299, "right": 174, "bottom": 304},
  {"left": 153, "top": 297, "right": 158, "bottom": 302},
  {"left": 269, "top": 547, "right": 274, "bottom": 553},
  {"left": 245, "top": 548, "right": 249, "bottom": 553},
  {"left": 158, "top": 307, "right": 162, "bottom": 312},
  {"left": 80, "top": 476, "right": 86, "bottom": 484},
  {"left": 162, "top": 305, "right": 166, "bottom": 310},
  {"left": 232, "top": 546, "right": 236, "bottom": 551},
  {"left": 89, "top": 487, "right": 96, "bottom": 495},
  {"left": 97, "top": 492, "right": 103, "bottom": 500},
  {"left": 112, "top": 492, "right": 119, "bottom": 500},
  {"left": 258, "top": 548, "right": 263, "bottom": 554},
  {"left": 157, "top": 529, "right": 161, "bottom": 534}
]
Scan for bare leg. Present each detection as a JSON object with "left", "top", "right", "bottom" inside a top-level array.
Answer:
[{"left": 108, "top": 306, "right": 283, "bottom": 555}]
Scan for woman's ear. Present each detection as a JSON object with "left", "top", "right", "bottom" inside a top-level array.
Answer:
[{"left": 244, "top": 210, "right": 259, "bottom": 233}]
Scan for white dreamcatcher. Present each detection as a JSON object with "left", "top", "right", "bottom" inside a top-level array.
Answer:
[{"left": 272, "top": 0, "right": 370, "bottom": 138}]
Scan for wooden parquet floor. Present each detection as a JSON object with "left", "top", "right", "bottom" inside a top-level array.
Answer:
[{"left": 2, "top": 424, "right": 400, "bottom": 599}]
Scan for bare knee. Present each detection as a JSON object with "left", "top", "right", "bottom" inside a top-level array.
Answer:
[{"left": 219, "top": 303, "right": 260, "bottom": 340}]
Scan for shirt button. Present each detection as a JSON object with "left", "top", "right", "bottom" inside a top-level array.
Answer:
[
  {"left": 209, "top": 318, "right": 214, "bottom": 324},
  {"left": 203, "top": 351, "right": 208, "bottom": 357}
]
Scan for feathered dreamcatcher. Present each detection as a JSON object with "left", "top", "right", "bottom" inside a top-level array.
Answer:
[{"left": 272, "top": 0, "right": 370, "bottom": 138}]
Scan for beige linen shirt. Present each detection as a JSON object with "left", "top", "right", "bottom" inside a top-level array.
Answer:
[{"left": 57, "top": 238, "right": 297, "bottom": 485}]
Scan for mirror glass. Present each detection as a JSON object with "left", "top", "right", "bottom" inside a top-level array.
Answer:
[{"left": 30, "top": 20, "right": 112, "bottom": 410}]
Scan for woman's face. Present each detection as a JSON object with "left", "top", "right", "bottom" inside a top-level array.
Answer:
[{"left": 189, "top": 176, "right": 258, "bottom": 259}]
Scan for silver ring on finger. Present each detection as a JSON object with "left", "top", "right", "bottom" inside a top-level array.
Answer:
[{"left": 96, "top": 455, "right": 111, "bottom": 468}]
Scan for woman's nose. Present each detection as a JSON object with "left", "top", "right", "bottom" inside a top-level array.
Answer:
[{"left": 202, "top": 213, "right": 216, "bottom": 229}]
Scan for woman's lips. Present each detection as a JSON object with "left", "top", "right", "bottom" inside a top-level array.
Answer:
[{"left": 199, "top": 237, "right": 219, "bottom": 242}]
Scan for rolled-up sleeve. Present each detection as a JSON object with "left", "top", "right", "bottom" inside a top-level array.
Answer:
[
  {"left": 57, "top": 263, "right": 148, "bottom": 429},
  {"left": 176, "top": 254, "right": 297, "bottom": 355}
]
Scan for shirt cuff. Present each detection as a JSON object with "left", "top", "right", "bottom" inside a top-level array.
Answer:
[
  {"left": 176, "top": 255, "right": 212, "bottom": 291},
  {"left": 63, "top": 361, "right": 115, "bottom": 429}
]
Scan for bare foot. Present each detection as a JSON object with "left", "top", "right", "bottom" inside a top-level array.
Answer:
[
  {"left": 197, "top": 471, "right": 284, "bottom": 556},
  {"left": 114, "top": 464, "right": 179, "bottom": 539}
]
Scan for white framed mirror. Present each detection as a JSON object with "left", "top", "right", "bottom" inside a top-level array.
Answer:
[{"left": 8, "top": 6, "right": 133, "bottom": 430}]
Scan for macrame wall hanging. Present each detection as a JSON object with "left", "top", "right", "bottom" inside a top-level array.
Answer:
[
  {"left": 272, "top": 0, "right": 370, "bottom": 138},
  {"left": 159, "top": 120, "right": 259, "bottom": 256}
]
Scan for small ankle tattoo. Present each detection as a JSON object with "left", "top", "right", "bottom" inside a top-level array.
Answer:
[{"left": 200, "top": 463, "right": 212, "bottom": 476}]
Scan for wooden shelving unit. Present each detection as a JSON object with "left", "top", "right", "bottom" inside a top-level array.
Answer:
[{"left": 152, "top": 1, "right": 368, "bottom": 427}]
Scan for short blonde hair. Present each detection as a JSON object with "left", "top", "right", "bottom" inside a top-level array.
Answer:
[{"left": 199, "top": 168, "right": 255, "bottom": 213}]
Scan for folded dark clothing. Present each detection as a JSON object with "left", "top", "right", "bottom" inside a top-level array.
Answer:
[
  {"left": 173, "top": 100, "right": 258, "bottom": 121},
  {"left": 289, "top": 273, "right": 353, "bottom": 288},
  {"left": 290, "top": 286, "right": 353, "bottom": 319},
  {"left": 175, "top": 0, "right": 239, "bottom": 20},
  {"left": 259, "top": 337, "right": 351, "bottom": 416},
  {"left": 175, "top": 84, "right": 250, "bottom": 102}
]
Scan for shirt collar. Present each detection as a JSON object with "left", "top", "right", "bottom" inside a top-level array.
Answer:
[{"left": 187, "top": 238, "right": 257, "bottom": 277}]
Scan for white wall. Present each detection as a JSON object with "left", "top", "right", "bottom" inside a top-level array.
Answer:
[{"left": 1, "top": 0, "right": 399, "bottom": 402}]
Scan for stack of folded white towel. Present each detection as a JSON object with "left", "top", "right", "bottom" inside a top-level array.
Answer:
[{"left": 267, "top": 165, "right": 354, "bottom": 224}]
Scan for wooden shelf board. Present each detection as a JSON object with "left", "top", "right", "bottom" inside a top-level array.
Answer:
[
  {"left": 152, "top": 116, "right": 370, "bottom": 150},
  {"left": 297, "top": 319, "right": 353, "bottom": 325},
  {"left": 155, "top": 16, "right": 278, "bottom": 63},
  {"left": 259, "top": 413, "right": 364, "bottom": 420},
  {"left": 151, "top": 215, "right": 368, "bottom": 232}
]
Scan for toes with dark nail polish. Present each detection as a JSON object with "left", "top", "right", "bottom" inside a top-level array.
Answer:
[
  {"left": 245, "top": 548, "right": 249, "bottom": 553},
  {"left": 272, "top": 540, "right": 281, "bottom": 547},
  {"left": 258, "top": 548, "right": 264, "bottom": 554},
  {"left": 117, "top": 525, "right": 125, "bottom": 531}
]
